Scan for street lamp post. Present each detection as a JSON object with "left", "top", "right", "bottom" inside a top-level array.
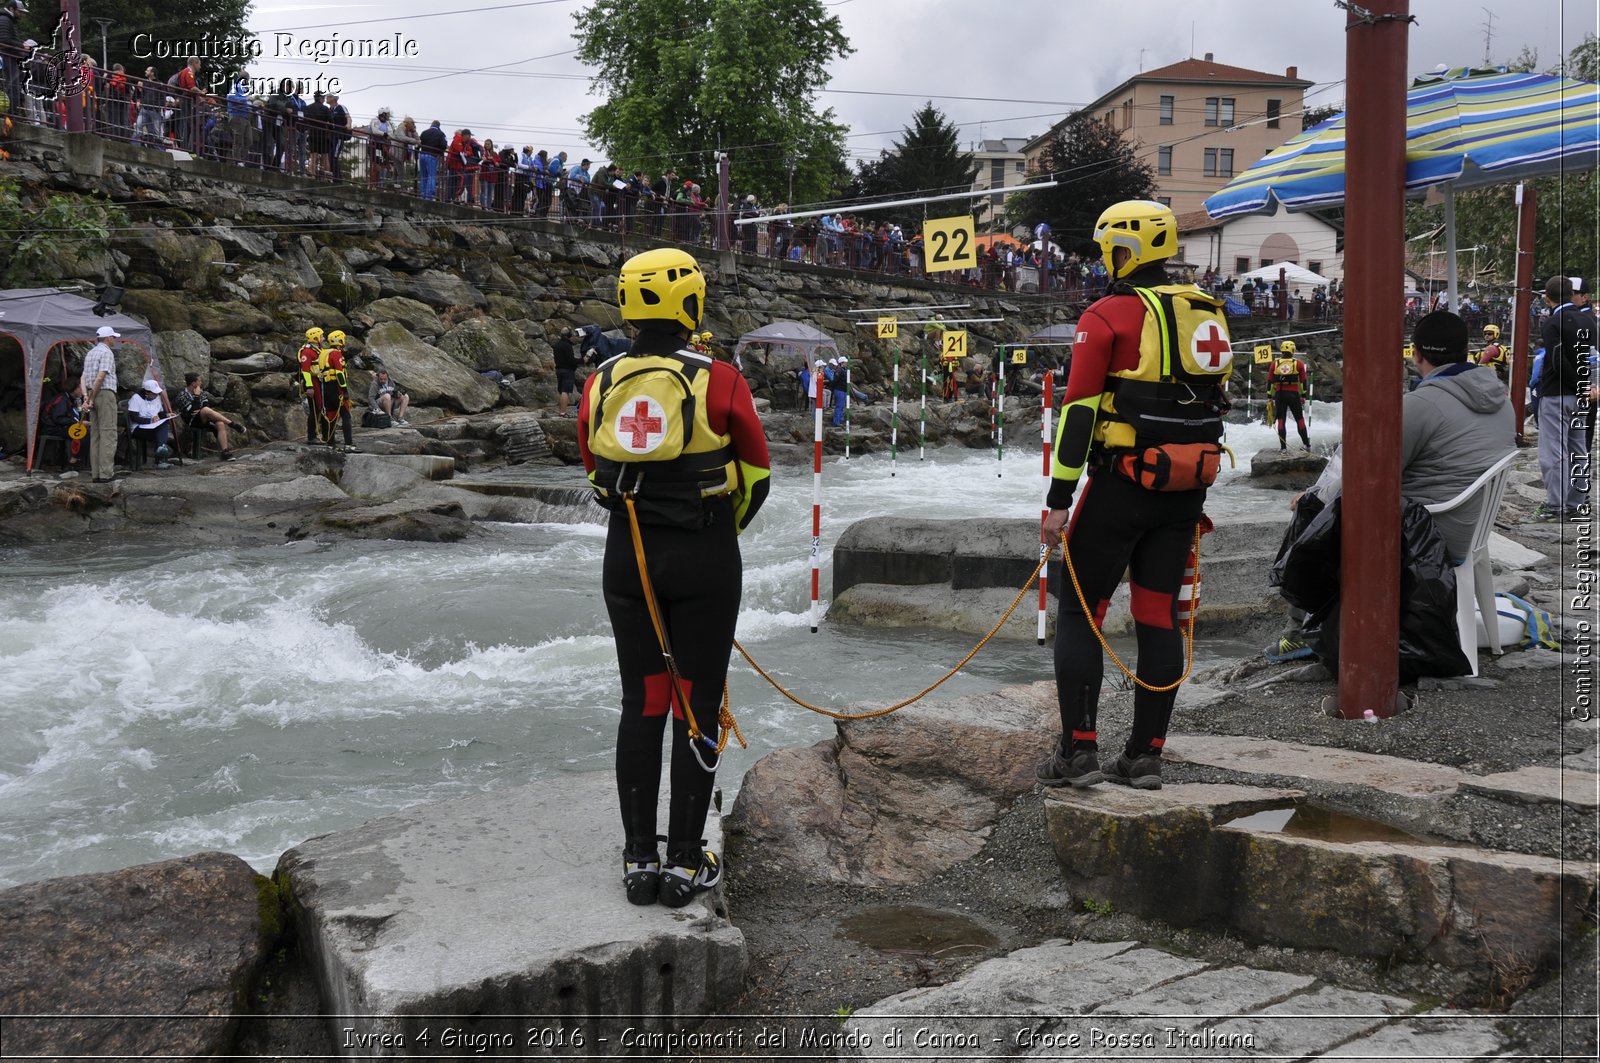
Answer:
[{"left": 92, "top": 16, "right": 112, "bottom": 68}]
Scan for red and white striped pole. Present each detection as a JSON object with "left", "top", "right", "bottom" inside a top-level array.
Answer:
[
  {"left": 810, "top": 366, "right": 824, "bottom": 633},
  {"left": 1037, "top": 370, "right": 1053, "bottom": 645}
]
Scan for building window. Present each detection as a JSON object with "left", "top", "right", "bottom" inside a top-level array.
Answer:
[
  {"left": 1157, "top": 145, "right": 1172, "bottom": 175},
  {"left": 1122, "top": 98, "right": 1133, "bottom": 129},
  {"left": 1204, "top": 147, "right": 1217, "bottom": 176},
  {"left": 991, "top": 159, "right": 1005, "bottom": 186},
  {"left": 1219, "top": 148, "right": 1234, "bottom": 177},
  {"left": 1266, "top": 98, "right": 1281, "bottom": 128},
  {"left": 1308, "top": 260, "right": 1323, "bottom": 277},
  {"left": 1160, "top": 95, "right": 1174, "bottom": 125},
  {"left": 1235, "top": 256, "right": 1251, "bottom": 276},
  {"left": 1221, "top": 97, "right": 1235, "bottom": 126},
  {"left": 1014, "top": 161, "right": 1025, "bottom": 173},
  {"left": 1157, "top": 196, "right": 1172, "bottom": 207},
  {"left": 1204, "top": 97, "right": 1219, "bottom": 126}
]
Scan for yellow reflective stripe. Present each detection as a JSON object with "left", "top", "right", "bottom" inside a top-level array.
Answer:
[
  {"left": 1050, "top": 394, "right": 1099, "bottom": 483},
  {"left": 1135, "top": 288, "right": 1174, "bottom": 378}
]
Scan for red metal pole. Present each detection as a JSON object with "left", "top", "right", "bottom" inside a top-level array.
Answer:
[
  {"left": 61, "top": 0, "right": 85, "bottom": 132},
  {"left": 1509, "top": 182, "right": 1536, "bottom": 442},
  {"left": 1339, "top": 0, "right": 1410, "bottom": 719}
]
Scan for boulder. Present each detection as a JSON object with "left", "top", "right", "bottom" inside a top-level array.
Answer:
[
  {"left": 362, "top": 322, "right": 500, "bottom": 413},
  {"left": 207, "top": 222, "right": 275, "bottom": 259},
  {"left": 188, "top": 302, "right": 275, "bottom": 338},
  {"left": 232, "top": 475, "right": 349, "bottom": 519},
  {"left": 277, "top": 773, "right": 744, "bottom": 1049},
  {"left": 334, "top": 453, "right": 426, "bottom": 502},
  {"left": 124, "top": 228, "right": 224, "bottom": 292},
  {"left": 436, "top": 316, "right": 541, "bottom": 376},
  {"left": 391, "top": 269, "right": 488, "bottom": 309},
  {"left": 149, "top": 330, "right": 211, "bottom": 388},
  {"left": 214, "top": 352, "right": 285, "bottom": 375},
  {"left": 727, "top": 683, "right": 1056, "bottom": 886},
  {"left": 576, "top": 298, "right": 623, "bottom": 330},
  {"left": 350, "top": 296, "right": 443, "bottom": 340},
  {"left": 1248, "top": 447, "right": 1327, "bottom": 490},
  {"left": 278, "top": 302, "right": 351, "bottom": 341},
  {"left": 0, "top": 852, "right": 277, "bottom": 1060},
  {"left": 119, "top": 289, "right": 192, "bottom": 332}
]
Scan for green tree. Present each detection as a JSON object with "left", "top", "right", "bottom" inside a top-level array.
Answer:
[
  {"left": 1002, "top": 113, "right": 1156, "bottom": 256},
  {"left": 573, "top": 0, "right": 852, "bottom": 206},
  {"left": 62, "top": 1, "right": 255, "bottom": 86},
  {"left": 0, "top": 178, "right": 126, "bottom": 287},
  {"left": 1300, "top": 103, "right": 1341, "bottom": 130},
  {"left": 845, "top": 103, "right": 977, "bottom": 231}
]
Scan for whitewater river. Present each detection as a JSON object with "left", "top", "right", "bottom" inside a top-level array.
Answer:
[{"left": 0, "top": 407, "right": 1340, "bottom": 888}]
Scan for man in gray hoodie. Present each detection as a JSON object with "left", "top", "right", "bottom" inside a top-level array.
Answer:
[
  {"left": 1396, "top": 309, "right": 1517, "bottom": 557},
  {"left": 1266, "top": 310, "right": 1514, "bottom": 662}
]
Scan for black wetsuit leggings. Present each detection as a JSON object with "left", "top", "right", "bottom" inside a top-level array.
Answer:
[
  {"left": 1275, "top": 390, "right": 1309, "bottom": 446},
  {"left": 604, "top": 497, "right": 741, "bottom": 866},
  {"left": 319, "top": 382, "right": 352, "bottom": 445},
  {"left": 1053, "top": 471, "right": 1205, "bottom": 758}
]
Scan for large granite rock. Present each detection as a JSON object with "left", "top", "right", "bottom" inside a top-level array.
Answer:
[
  {"left": 351, "top": 296, "right": 444, "bottom": 340},
  {"left": 362, "top": 322, "right": 501, "bottom": 413},
  {"left": 277, "top": 773, "right": 745, "bottom": 1052},
  {"left": 437, "top": 315, "right": 540, "bottom": 376},
  {"left": 727, "top": 683, "right": 1055, "bottom": 886},
  {"left": 1248, "top": 446, "right": 1327, "bottom": 490},
  {"left": 390, "top": 268, "right": 489, "bottom": 309},
  {"left": 0, "top": 851, "right": 277, "bottom": 1059}
]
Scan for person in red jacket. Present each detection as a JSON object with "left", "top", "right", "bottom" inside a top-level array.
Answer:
[
  {"left": 1268, "top": 340, "right": 1312, "bottom": 451},
  {"left": 579, "top": 247, "right": 770, "bottom": 909}
]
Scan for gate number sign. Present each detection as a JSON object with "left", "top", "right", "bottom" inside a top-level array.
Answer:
[
  {"left": 924, "top": 215, "right": 977, "bottom": 273},
  {"left": 876, "top": 316, "right": 898, "bottom": 338},
  {"left": 941, "top": 330, "right": 969, "bottom": 360}
]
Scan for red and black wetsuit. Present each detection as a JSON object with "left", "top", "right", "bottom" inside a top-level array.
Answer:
[
  {"left": 1046, "top": 265, "right": 1213, "bottom": 766},
  {"left": 1268, "top": 356, "right": 1311, "bottom": 449},
  {"left": 297, "top": 344, "right": 321, "bottom": 443},
  {"left": 578, "top": 328, "right": 770, "bottom": 871}
]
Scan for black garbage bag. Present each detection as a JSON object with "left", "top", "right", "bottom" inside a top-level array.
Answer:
[
  {"left": 1269, "top": 492, "right": 1340, "bottom": 614},
  {"left": 1302, "top": 499, "right": 1471, "bottom": 682}
]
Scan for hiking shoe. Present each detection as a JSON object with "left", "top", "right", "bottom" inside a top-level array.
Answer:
[
  {"left": 623, "top": 851, "right": 661, "bottom": 906},
  {"left": 1264, "top": 636, "right": 1315, "bottom": 663},
  {"left": 1535, "top": 504, "right": 1564, "bottom": 522},
  {"left": 155, "top": 444, "right": 171, "bottom": 460},
  {"left": 659, "top": 850, "right": 722, "bottom": 908},
  {"left": 1105, "top": 752, "right": 1163, "bottom": 790},
  {"left": 152, "top": 461, "right": 174, "bottom": 470},
  {"left": 1036, "top": 744, "right": 1104, "bottom": 788}
]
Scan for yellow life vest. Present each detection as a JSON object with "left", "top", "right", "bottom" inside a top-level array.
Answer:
[
  {"left": 587, "top": 349, "right": 736, "bottom": 523},
  {"left": 1270, "top": 357, "right": 1303, "bottom": 392},
  {"left": 1095, "top": 284, "right": 1234, "bottom": 450},
  {"left": 316, "top": 348, "right": 348, "bottom": 387}
]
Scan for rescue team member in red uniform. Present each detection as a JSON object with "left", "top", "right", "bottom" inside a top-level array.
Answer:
[
  {"left": 298, "top": 327, "right": 324, "bottom": 444},
  {"left": 317, "top": 330, "right": 355, "bottom": 451},
  {"left": 1038, "top": 200, "right": 1232, "bottom": 791},
  {"left": 1477, "top": 323, "right": 1507, "bottom": 381},
  {"left": 578, "top": 248, "right": 771, "bottom": 907},
  {"left": 1268, "top": 340, "right": 1312, "bottom": 451}
]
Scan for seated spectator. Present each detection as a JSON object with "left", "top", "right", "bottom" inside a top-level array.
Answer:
[
  {"left": 39, "top": 379, "right": 87, "bottom": 471},
  {"left": 127, "top": 378, "right": 175, "bottom": 468},
  {"left": 366, "top": 368, "right": 410, "bottom": 425},
  {"left": 173, "top": 371, "right": 242, "bottom": 458}
]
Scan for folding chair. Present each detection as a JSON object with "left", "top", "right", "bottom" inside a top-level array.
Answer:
[{"left": 1424, "top": 450, "right": 1518, "bottom": 676}]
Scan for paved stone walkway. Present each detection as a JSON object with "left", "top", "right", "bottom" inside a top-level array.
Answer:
[{"left": 841, "top": 939, "right": 1514, "bottom": 1060}]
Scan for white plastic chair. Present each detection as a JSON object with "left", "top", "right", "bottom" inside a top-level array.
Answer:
[{"left": 1424, "top": 450, "right": 1518, "bottom": 676}]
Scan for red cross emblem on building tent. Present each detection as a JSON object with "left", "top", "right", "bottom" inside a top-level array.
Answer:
[
  {"left": 1191, "top": 321, "right": 1233, "bottom": 372},
  {"left": 614, "top": 397, "right": 667, "bottom": 455}
]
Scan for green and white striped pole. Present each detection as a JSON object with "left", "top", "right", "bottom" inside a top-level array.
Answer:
[
  {"left": 996, "top": 349, "right": 1006, "bottom": 477},
  {"left": 844, "top": 358, "right": 852, "bottom": 459},
  {"left": 919, "top": 347, "right": 927, "bottom": 460}
]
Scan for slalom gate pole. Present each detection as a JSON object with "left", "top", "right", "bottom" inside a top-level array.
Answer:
[
  {"left": 891, "top": 344, "right": 900, "bottom": 476},
  {"left": 919, "top": 347, "right": 927, "bottom": 460},
  {"left": 1038, "top": 370, "right": 1052, "bottom": 644},
  {"left": 844, "top": 360, "right": 852, "bottom": 459},
  {"left": 990, "top": 348, "right": 998, "bottom": 443},
  {"left": 995, "top": 354, "right": 1005, "bottom": 477},
  {"left": 811, "top": 369, "right": 824, "bottom": 633}
]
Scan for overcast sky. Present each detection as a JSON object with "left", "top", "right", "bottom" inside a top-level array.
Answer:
[{"left": 237, "top": 0, "right": 1596, "bottom": 182}]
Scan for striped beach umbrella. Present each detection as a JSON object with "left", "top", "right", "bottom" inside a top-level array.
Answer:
[{"left": 1205, "top": 69, "right": 1600, "bottom": 219}]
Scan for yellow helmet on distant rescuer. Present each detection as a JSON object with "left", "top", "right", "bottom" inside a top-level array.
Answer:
[
  {"left": 1483, "top": 324, "right": 1500, "bottom": 340},
  {"left": 327, "top": 329, "right": 347, "bottom": 347},
  {"left": 1280, "top": 340, "right": 1297, "bottom": 354},
  {"left": 1092, "top": 200, "right": 1177, "bottom": 281},
  {"left": 617, "top": 248, "right": 704, "bottom": 331},
  {"left": 305, "top": 327, "right": 325, "bottom": 343}
]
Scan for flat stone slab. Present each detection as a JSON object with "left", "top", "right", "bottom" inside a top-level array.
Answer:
[
  {"left": 1465, "top": 766, "right": 1600, "bottom": 809},
  {"left": 277, "top": 773, "right": 744, "bottom": 1053},
  {"left": 1488, "top": 530, "right": 1548, "bottom": 570},
  {"left": 838, "top": 938, "right": 1496, "bottom": 1060},
  {"left": 1164, "top": 734, "right": 1467, "bottom": 798}
]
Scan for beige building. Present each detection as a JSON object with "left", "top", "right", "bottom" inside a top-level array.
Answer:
[
  {"left": 971, "top": 137, "right": 1031, "bottom": 226},
  {"left": 1025, "top": 54, "right": 1313, "bottom": 217}
]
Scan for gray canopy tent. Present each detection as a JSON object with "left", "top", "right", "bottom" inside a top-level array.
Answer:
[
  {"left": 1, "top": 289, "right": 158, "bottom": 471},
  {"left": 733, "top": 321, "right": 840, "bottom": 368}
]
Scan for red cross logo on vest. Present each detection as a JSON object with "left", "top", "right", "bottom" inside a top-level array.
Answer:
[
  {"left": 1192, "top": 322, "right": 1233, "bottom": 371},
  {"left": 615, "top": 397, "right": 666, "bottom": 454}
]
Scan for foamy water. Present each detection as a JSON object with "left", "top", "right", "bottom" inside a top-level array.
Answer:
[{"left": 0, "top": 404, "right": 1341, "bottom": 887}]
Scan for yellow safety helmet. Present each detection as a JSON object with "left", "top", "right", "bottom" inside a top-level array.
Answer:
[
  {"left": 1092, "top": 199, "right": 1177, "bottom": 280},
  {"left": 1483, "top": 324, "right": 1500, "bottom": 340},
  {"left": 701, "top": 330, "right": 714, "bottom": 341},
  {"left": 305, "top": 326, "right": 325, "bottom": 343},
  {"left": 1279, "top": 340, "right": 1297, "bottom": 354},
  {"left": 616, "top": 247, "right": 704, "bottom": 331},
  {"left": 327, "top": 329, "right": 347, "bottom": 347}
]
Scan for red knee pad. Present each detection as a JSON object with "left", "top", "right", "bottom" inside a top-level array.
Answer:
[
  {"left": 642, "top": 672, "right": 694, "bottom": 720},
  {"left": 1130, "top": 583, "right": 1175, "bottom": 630}
]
